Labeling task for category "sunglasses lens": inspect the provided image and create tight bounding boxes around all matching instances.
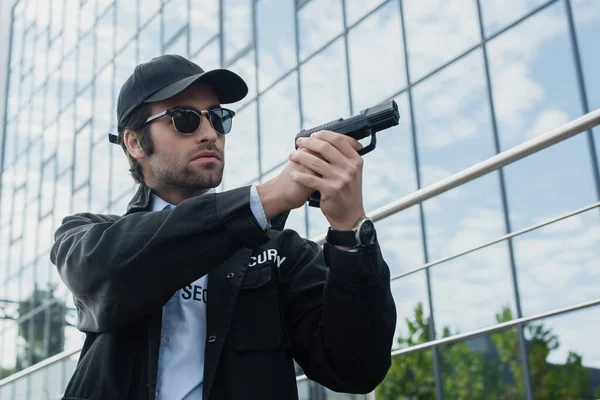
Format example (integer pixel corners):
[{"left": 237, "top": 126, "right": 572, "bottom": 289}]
[
  {"left": 172, "top": 109, "right": 201, "bottom": 134},
  {"left": 210, "top": 109, "right": 234, "bottom": 134}
]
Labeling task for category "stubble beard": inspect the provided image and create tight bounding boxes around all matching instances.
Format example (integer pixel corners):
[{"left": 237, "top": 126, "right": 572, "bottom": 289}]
[{"left": 148, "top": 149, "right": 224, "bottom": 194}]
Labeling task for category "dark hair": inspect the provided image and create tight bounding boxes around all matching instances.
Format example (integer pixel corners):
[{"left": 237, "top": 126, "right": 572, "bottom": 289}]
[{"left": 118, "top": 104, "right": 154, "bottom": 185}]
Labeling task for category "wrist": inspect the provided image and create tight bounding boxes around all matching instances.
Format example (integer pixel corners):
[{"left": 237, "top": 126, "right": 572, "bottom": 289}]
[
  {"left": 256, "top": 181, "right": 286, "bottom": 219},
  {"left": 328, "top": 213, "right": 366, "bottom": 231}
]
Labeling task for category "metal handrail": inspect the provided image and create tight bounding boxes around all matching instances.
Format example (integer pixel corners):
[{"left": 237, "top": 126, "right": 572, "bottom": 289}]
[
  {"left": 314, "top": 107, "right": 600, "bottom": 244},
  {"left": 295, "top": 297, "right": 600, "bottom": 382},
  {"left": 1, "top": 108, "right": 600, "bottom": 388}
]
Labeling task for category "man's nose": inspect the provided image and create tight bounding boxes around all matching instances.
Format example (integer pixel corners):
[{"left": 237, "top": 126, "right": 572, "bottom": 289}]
[{"left": 195, "top": 114, "right": 218, "bottom": 143}]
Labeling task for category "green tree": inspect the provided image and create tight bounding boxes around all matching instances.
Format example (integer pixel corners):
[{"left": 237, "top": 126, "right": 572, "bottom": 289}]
[
  {"left": 16, "top": 284, "right": 66, "bottom": 371},
  {"left": 377, "top": 302, "right": 595, "bottom": 400}
]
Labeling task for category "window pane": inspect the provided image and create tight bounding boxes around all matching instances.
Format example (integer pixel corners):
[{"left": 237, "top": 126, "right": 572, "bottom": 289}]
[
  {"left": 430, "top": 241, "right": 516, "bottom": 336},
  {"left": 43, "top": 120, "right": 58, "bottom": 162},
  {"left": 488, "top": 2, "right": 596, "bottom": 231},
  {"left": 37, "top": 216, "right": 54, "bottom": 261},
  {"left": 572, "top": 0, "right": 600, "bottom": 178},
  {"left": 54, "top": 171, "right": 73, "bottom": 229},
  {"left": 404, "top": 0, "right": 480, "bottom": 81},
  {"left": 525, "top": 306, "right": 600, "bottom": 398},
  {"left": 50, "top": 0, "right": 64, "bottom": 39},
  {"left": 413, "top": 50, "right": 496, "bottom": 188},
  {"left": 76, "top": 85, "right": 93, "bottom": 130},
  {"left": 223, "top": 0, "right": 252, "bottom": 61},
  {"left": 163, "top": 0, "right": 188, "bottom": 44},
  {"left": 362, "top": 94, "right": 417, "bottom": 213},
  {"left": 72, "top": 184, "right": 91, "bottom": 212},
  {"left": 40, "top": 156, "right": 57, "bottom": 218},
  {"left": 7, "top": 68, "right": 20, "bottom": 120},
  {"left": 256, "top": 0, "right": 296, "bottom": 92},
  {"left": 111, "top": 141, "right": 134, "bottom": 201},
  {"left": 12, "top": 184, "right": 26, "bottom": 240},
  {"left": 57, "top": 104, "right": 75, "bottom": 174},
  {"left": 45, "top": 68, "right": 60, "bottom": 127},
  {"left": 227, "top": 50, "right": 256, "bottom": 108},
  {"left": 164, "top": 29, "right": 188, "bottom": 57},
  {"left": 139, "top": 0, "right": 161, "bottom": 26},
  {"left": 191, "top": 38, "right": 220, "bottom": 71},
  {"left": 116, "top": 0, "right": 137, "bottom": 51},
  {"left": 27, "top": 139, "right": 43, "bottom": 201},
  {"left": 114, "top": 42, "right": 137, "bottom": 107},
  {"left": 61, "top": 52, "right": 77, "bottom": 109},
  {"left": 300, "top": 37, "right": 350, "bottom": 130},
  {"left": 514, "top": 209, "right": 600, "bottom": 317},
  {"left": 93, "top": 64, "right": 116, "bottom": 143},
  {"left": 96, "top": 6, "right": 115, "bottom": 71},
  {"left": 90, "top": 139, "right": 111, "bottom": 211},
  {"left": 298, "top": 0, "right": 344, "bottom": 61},
  {"left": 74, "top": 124, "right": 92, "bottom": 188},
  {"left": 80, "top": 0, "right": 96, "bottom": 31},
  {"left": 345, "top": 0, "right": 387, "bottom": 27},
  {"left": 78, "top": 31, "right": 95, "bottom": 89},
  {"left": 259, "top": 72, "right": 300, "bottom": 174},
  {"left": 440, "top": 328, "right": 524, "bottom": 399},
  {"left": 189, "top": 0, "right": 219, "bottom": 55},
  {"left": 347, "top": 1, "right": 407, "bottom": 111},
  {"left": 23, "top": 202, "right": 39, "bottom": 265},
  {"left": 139, "top": 15, "right": 162, "bottom": 63},
  {"left": 63, "top": 0, "right": 80, "bottom": 53},
  {"left": 481, "top": 0, "right": 548, "bottom": 37},
  {"left": 223, "top": 102, "right": 259, "bottom": 190}
]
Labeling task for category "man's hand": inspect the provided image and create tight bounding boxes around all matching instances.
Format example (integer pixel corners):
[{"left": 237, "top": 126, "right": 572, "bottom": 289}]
[{"left": 289, "top": 130, "right": 366, "bottom": 231}]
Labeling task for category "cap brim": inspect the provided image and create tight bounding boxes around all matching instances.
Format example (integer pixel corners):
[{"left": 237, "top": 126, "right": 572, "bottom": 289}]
[{"left": 144, "top": 69, "right": 248, "bottom": 105}]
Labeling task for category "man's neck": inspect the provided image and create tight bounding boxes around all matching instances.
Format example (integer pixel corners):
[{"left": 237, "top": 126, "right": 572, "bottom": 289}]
[{"left": 150, "top": 185, "right": 214, "bottom": 206}]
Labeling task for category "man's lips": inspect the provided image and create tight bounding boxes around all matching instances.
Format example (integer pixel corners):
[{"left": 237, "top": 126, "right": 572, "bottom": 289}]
[{"left": 190, "top": 151, "right": 222, "bottom": 162}]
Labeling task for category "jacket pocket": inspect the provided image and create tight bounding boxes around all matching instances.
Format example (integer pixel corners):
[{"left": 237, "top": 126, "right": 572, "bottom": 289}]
[{"left": 232, "top": 263, "right": 288, "bottom": 353}]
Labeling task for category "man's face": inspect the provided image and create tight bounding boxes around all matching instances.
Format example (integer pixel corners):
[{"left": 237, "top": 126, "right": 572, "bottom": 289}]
[{"left": 143, "top": 83, "right": 226, "bottom": 194}]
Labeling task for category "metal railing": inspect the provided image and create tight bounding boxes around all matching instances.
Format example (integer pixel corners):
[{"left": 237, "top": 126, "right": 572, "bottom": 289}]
[{"left": 1, "top": 107, "right": 600, "bottom": 394}]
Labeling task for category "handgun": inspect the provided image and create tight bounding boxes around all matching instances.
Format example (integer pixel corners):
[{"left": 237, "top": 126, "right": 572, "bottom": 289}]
[{"left": 294, "top": 99, "right": 400, "bottom": 207}]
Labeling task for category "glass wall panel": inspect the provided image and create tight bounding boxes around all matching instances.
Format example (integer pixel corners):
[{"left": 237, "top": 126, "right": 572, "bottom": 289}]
[
  {"left": 80, "top": 0, "right": 96, "bottom": 31},
  {"left": 572, "top": 0, "right": 600, "bottom": 179},
  {"left": 227, "top": 50, "right": 256, "bottom": 108},
  {"left": 189, "top": 0, "right": 219, "bottom": 55},
  {"left": 347, "top": 1, "right": 406, "bottom": 112},
  {"left": 298, "top": 0, "right": 344, "bottom": 61},
  {"left": 345, "top": 0, "right": 387, "bottom": 27},
  {"left": 481, "top": 0, "right": 549, "bottom": 37},
  {"left": 54, "top": 171, "right": 72, "bottom": 230},
  {"left": 78, "top": 31, "right": 95, "bottom": 90},
  {"left": 488, "top": 2, "right": 597, "bottom": 231},
  {"left": 90, "top": 139, "right": 111, "bottom": 212},
  {"left": 50, "top": 0, "right": 64, "bottom": 40},
  {"left": 96, "top": 5, "right": 115, "bottom": 71},
  {"left": 165, "top": 29, "right": 188, "bottom": 57},
  {"left": 256, "top": 0, "right": 296, "bottom": 92},
  {"left": 259, "top": 72, "right": 300, "bottom": 174},
  {"left": 63, "top": 0, "right": 80, "bottom": 53},
  {"left": 116, "top": 0, "right": 137, "bottom": 52},
  {"left": 56, "top": 104, "right": 75, "bottom": 174},
  {"left": 525, "top": 305, "right": 600, "bottom": 399},
  {"left": 514, "top": 209, "right": 600, "bottom": 317},
  {"left": 40, "top": 156, "right": 57, "bottom": 218},
  {"left": 191, "top": 37, "right": 220, "bottom": 71},
  {"left": 139, "top": 0, "right": 161, "bottom": 26},
  {"left": 223, "top": 0, "right": 252, "bottom": 62},
  {"left": 222, "top": 102, "right": 259, "bottom": 190},
  {"left": 74, "top": 124, "right": 92, "bottom": 189},
  {"left": 61, "top": 52, "right": 77, "bottom": 110},
  {"left": 404, "top": 0, "right": 480, "bottom": 81},
  {"left": 139, "top": 15, "right": 161, "bottom": 64},
  {"left": 163, "top": 0, "right": 187, "bottom": 44},
  {"left": 94, "top": 64, "right": 115, "bottom": 143},
  {"left": 75, "top": 85, "right": 93, "bottom": 130}
]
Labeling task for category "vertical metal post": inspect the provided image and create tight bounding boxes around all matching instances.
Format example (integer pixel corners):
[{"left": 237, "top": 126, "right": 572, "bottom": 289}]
[
  {"left": 475, "top": 1, "right": 534, "bottom": 399},
  {"left": 564, "top": 0, "right": 600, "bottom": 203},
  {"left": 397, "top": 1, "right": 443, "bottom": 399}
]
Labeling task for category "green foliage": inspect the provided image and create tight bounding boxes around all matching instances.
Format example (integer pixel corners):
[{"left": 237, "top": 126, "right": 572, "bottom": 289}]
[
  {"left": 377, "top": 303, "right": 596, "bottom": 400},
  {"left": 16, "top": 284, "right": 66, "bottom": 371}
]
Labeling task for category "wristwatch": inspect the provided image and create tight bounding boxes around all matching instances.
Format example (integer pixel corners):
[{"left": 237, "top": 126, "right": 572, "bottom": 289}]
[{"left": 326, "top": 217, "right": 376, "bottom": 248}]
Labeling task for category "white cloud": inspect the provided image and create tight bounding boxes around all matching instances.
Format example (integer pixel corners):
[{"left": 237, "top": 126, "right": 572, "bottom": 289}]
[{"left": 528, "top": 108, "right": 570, "bottom": 139}]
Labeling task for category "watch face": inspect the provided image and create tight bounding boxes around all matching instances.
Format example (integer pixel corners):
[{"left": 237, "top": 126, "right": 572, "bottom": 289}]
[{"left": 358, "top": 219, "right": 376, "bottom": 245}]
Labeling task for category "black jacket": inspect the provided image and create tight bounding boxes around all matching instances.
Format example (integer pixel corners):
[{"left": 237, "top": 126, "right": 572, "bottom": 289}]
[{"left": 50, "top": 184, "right": 397, "bottom": 400}]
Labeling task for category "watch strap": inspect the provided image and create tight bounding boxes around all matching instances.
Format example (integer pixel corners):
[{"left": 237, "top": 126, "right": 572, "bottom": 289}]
[{"left": 326, "top": 227, "right": 357, "bottom": 247}]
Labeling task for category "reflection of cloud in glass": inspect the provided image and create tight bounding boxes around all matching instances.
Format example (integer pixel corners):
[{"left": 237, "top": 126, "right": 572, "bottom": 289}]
[
  {"left": 404, "top": 0, "right": 480, "bottom": 81},
  {"left": 480, "top": 0, "right": 548, "bottom": 37},
  {"left": 227, "top": 50, "right": 256, "bottom": 109},
  {"left": 191, "top": 38, "right": 221, "bottom": 72},
  {"left": 223, "top": 0, "right": 252, "bottom": 62},
  {"left": 430, "top": 241, "right": 516, "bottom": 337},
  {"left": 514, "top": 210, "right": 600, "bottom": 317},
  {"left": 190, "top": 0, "right": 219, "bottom": 55},
  {"left": 298, "top": 0, "right": 344, "bottom": 61},
  {"left": 345, "top": 0, "right": 387, "bottom": 27},
  {"left": 223, "top": 101, "right": 259, "bottom": 190},
  {"left": 163, "top": 0, "right": 187, "bottom": 44},
  {"left": 256, "top": 0, "right": 296, "bottom": 92},
  {"left": 347, "top": 1, "right": 406, "bottom": 112},
  {"left": 389, "top": 271, "right": 429, "bottom": 350}
]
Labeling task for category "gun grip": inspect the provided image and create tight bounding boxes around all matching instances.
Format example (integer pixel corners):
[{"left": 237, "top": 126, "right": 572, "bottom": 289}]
[{"left": 308, "top": 191, "right": 321, "bottom": 207}]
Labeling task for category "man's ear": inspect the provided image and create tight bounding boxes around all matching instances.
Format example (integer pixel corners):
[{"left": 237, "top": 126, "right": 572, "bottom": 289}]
[{"left": 123, "top": 129, "right": 146, "bottom": 160}]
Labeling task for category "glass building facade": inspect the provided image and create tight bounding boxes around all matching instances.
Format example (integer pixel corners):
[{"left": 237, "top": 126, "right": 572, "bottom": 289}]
[{"left": 1, "top": 0, "right": 599, "bottom": 398}]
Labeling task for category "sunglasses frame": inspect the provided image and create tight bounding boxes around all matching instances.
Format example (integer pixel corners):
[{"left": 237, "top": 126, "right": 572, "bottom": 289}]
[{"left": 143, "top": 106, "right": 236, "bottom": 135}]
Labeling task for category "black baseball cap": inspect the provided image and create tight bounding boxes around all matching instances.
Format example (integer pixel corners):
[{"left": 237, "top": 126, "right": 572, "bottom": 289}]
[{"left": 109, "top": 54, "right": 248, "bottom": 144}]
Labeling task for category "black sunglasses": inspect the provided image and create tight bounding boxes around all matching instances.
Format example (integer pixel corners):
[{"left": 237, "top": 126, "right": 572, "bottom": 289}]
[{"left": 144, "top": 106, "right": 236, "bottom": 135}]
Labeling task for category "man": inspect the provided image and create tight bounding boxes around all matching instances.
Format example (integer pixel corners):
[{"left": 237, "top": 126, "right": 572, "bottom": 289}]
[{"left": 50, "top": 54, "right": 397, "bottom": 400}]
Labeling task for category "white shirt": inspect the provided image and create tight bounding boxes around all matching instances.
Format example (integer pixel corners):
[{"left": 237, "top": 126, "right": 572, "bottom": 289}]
[{"left": 153, "top": 187, "right": 269, "bottom": 400}]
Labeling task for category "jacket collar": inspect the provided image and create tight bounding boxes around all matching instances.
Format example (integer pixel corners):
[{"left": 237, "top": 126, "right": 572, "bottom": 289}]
[{"left": 124, "top": 184, "right": 290, "bottom": 231}]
